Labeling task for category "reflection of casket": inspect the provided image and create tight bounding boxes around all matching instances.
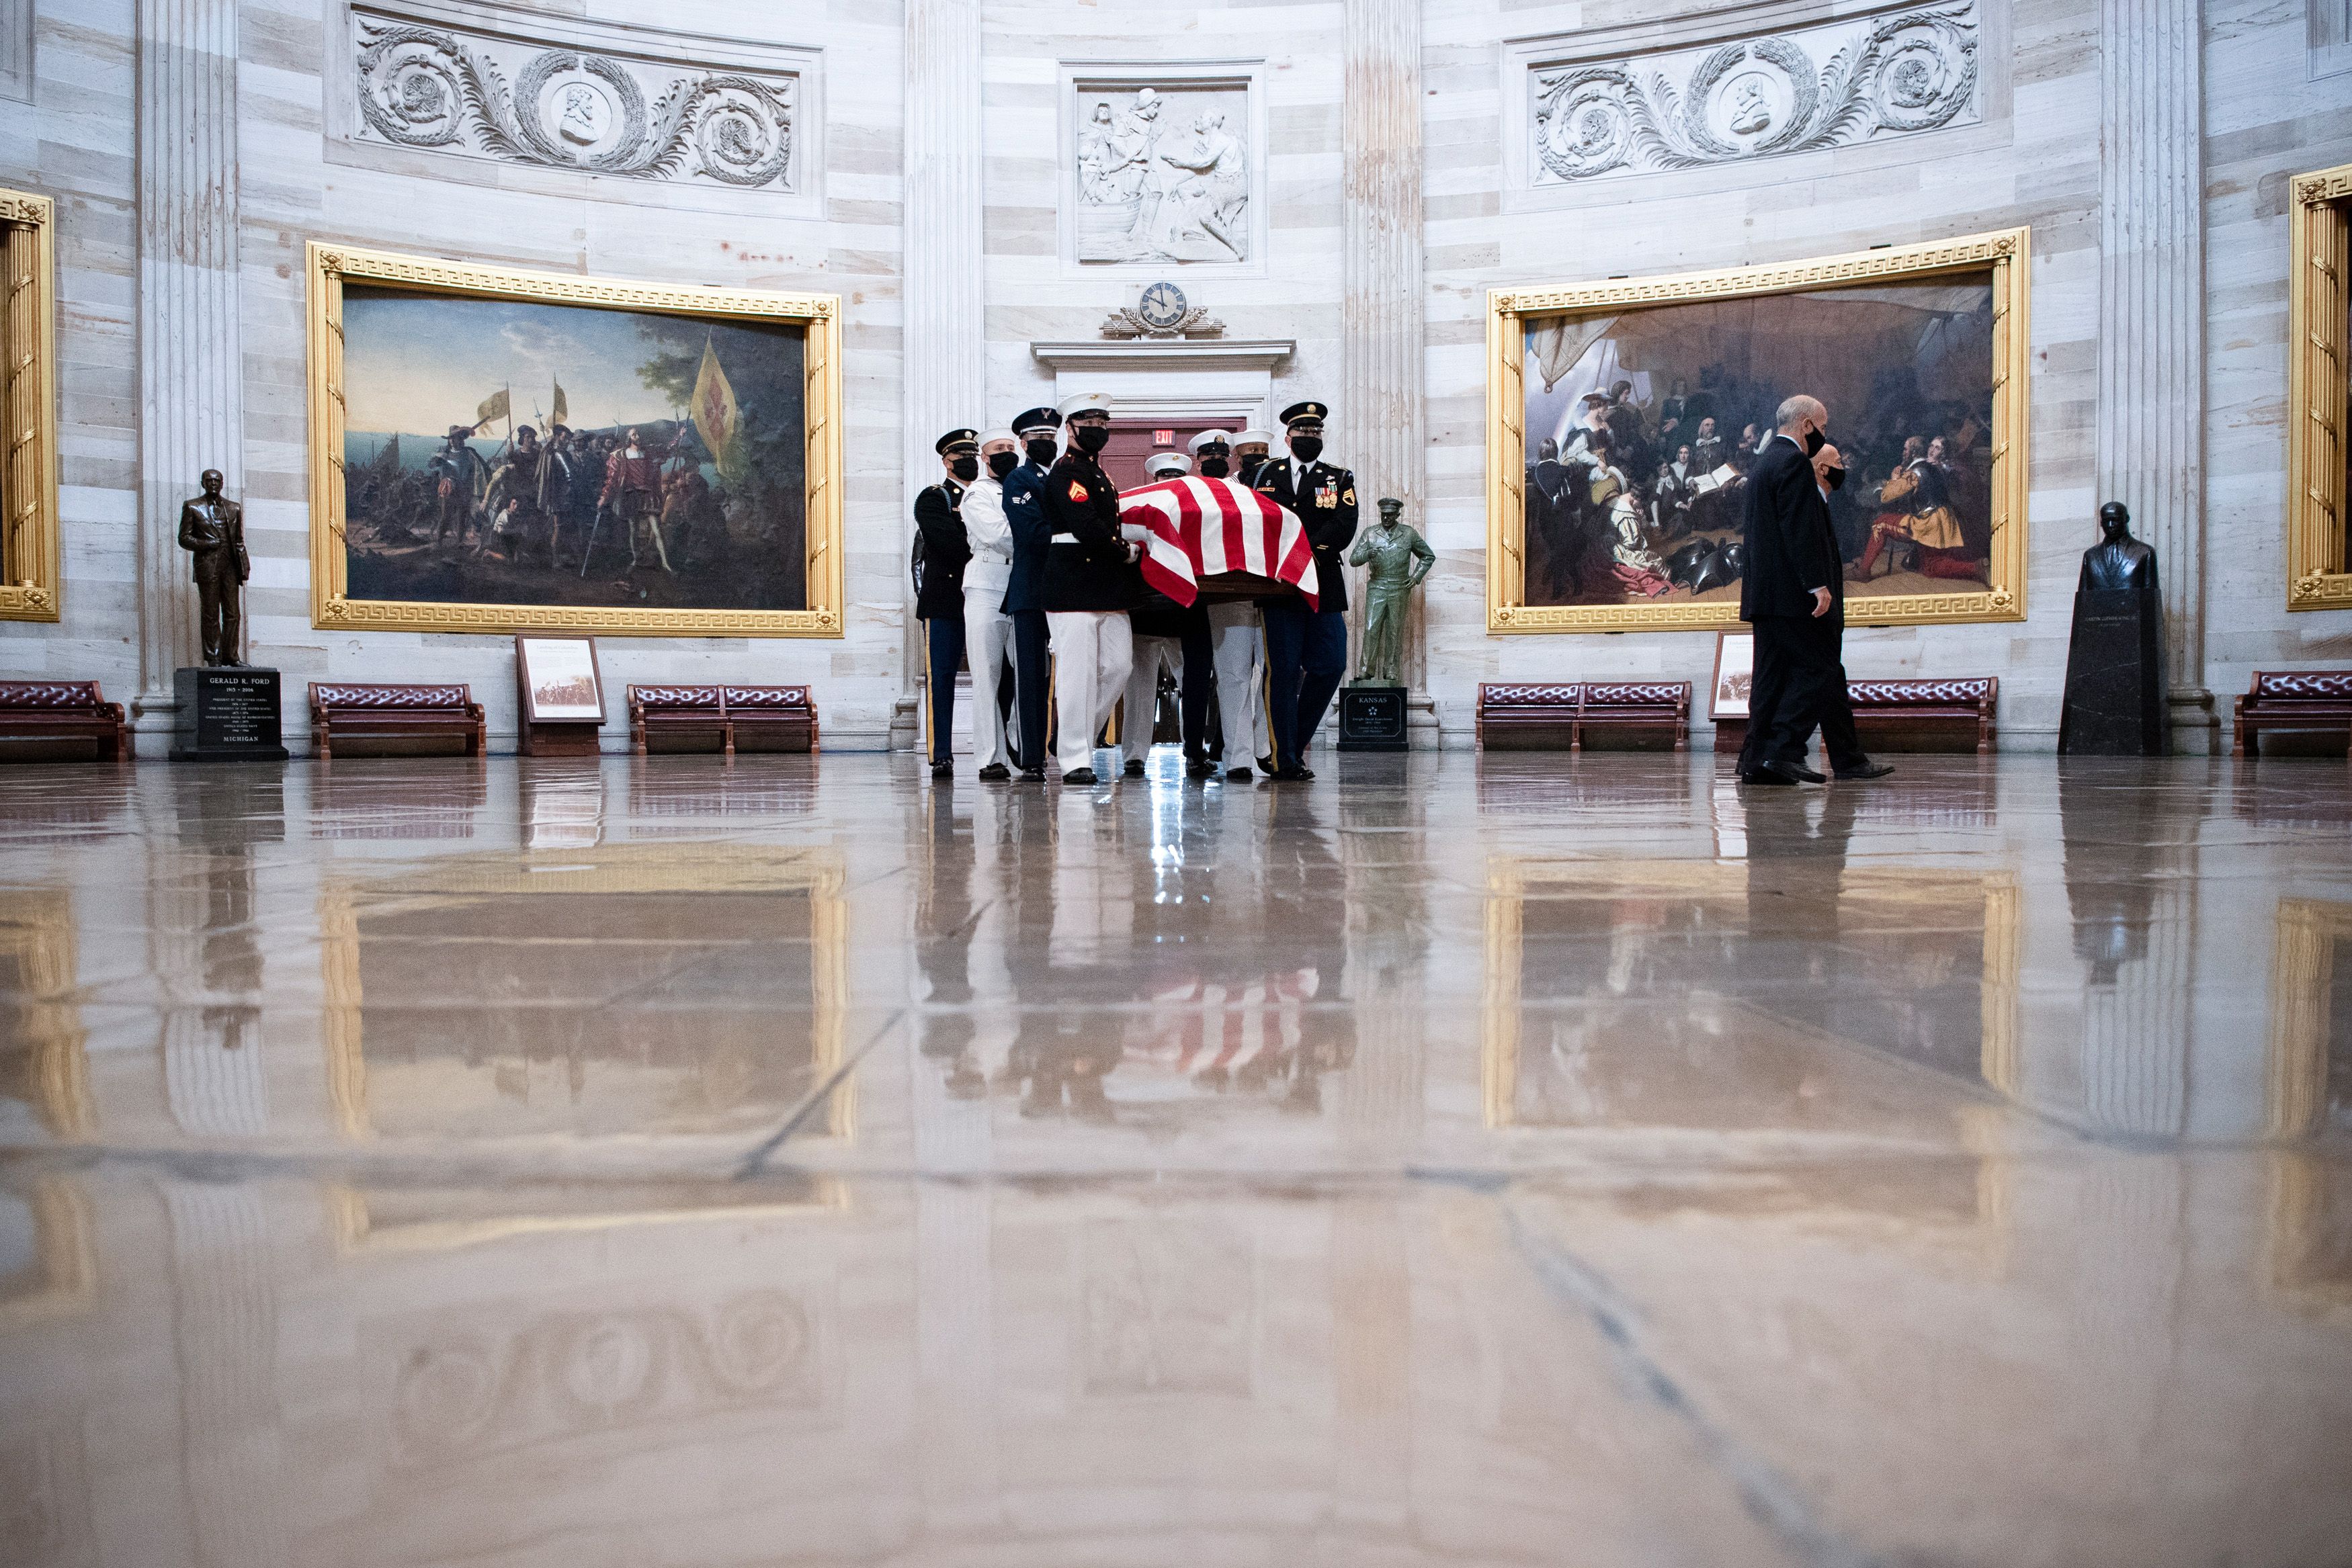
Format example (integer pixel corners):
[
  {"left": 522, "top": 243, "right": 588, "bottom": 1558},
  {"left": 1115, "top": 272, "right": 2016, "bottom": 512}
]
[{"left": 1118, "top": 476, "right": 1320, "bottom": 609}]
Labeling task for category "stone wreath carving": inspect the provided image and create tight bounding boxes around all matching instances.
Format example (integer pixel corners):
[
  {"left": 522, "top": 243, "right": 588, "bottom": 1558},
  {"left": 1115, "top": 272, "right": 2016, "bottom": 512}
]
[
  {"left": 355, "top": 19, "right": 795, "bottom": 189},
  {"left": 1532, "top": 2, "right": 1978, "bottom": 183}
]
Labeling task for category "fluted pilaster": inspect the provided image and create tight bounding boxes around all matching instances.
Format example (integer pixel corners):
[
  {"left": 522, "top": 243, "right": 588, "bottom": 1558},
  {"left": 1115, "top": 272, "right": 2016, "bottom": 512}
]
[
  {"left": 2097, "top": 0, "right": 2210, "bottom": 746},
  {"left": 900, "top": 0, "right": 986, "bottom": 746},
  {"left": 1339, "top": 0, "right": 1425, "bottom": 687}
]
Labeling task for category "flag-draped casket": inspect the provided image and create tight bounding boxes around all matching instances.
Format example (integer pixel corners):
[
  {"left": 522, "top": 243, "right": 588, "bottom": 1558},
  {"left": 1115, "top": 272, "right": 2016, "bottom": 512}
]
[{"left": 1118, "top": 476, "right": 1320, "bottom": 609}]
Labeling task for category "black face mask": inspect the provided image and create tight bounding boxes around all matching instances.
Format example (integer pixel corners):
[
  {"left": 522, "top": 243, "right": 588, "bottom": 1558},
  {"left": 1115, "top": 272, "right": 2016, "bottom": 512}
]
[
  {"left": 987, "top": 450, "right": 1018, "bottom": 479},
  {"left": 1237, "top": 453, "right": 1266, "bottom": 481},
  {"left": 1023, "top": 437, "right": 1058, "bottom": 466},
  {"left": 1198, "top": 456, "right": 1229, "bottom": 478},
  {"left": 1073, "top": 424, "right": 1109, "bottom": 454},
  {"left": 949, "top": 455, "right": 978, "bottom": 482},
  {"left": 1802, "top": 426, "right": 1826, "bottom": 458},
  {"left": 1288, "top": 435, "right": 1322, "bottom": 464},
  {"left": 1824, "top": 466, "right": 1846, "bottom": 492}
]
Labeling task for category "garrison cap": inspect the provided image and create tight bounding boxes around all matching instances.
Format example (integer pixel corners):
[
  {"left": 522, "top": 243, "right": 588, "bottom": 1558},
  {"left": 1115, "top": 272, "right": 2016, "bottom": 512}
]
[
  {"left": 1187, "top": 429, "right": 1234, "bottom": 455},
  {"left": 1057, "top": 390, "right": 1115, "bottom": 420},
  {"left": 1143, "top": 451, "right": 1192, "bottom": 479},
  {"left": 935, "top": 428, "right": 979, "bottom": 455},
  {"left": 1012, "top": 406, "right": 1062, "bottom": 436},
  {"left": 1279, "top": 400, "right": 1328, "bottom": 428},
  {"left": 1234, "top": 428, "right": 1273, "bottom": 449}
]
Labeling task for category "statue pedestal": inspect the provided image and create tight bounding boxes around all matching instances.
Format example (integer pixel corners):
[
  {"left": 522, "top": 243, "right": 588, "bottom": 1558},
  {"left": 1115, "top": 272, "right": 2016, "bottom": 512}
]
[
  {"left": 169, "top": 667, "right": 290, "bottom": 762},
  {"left": 1337, "top": 685, "right": 1409, "bottom": 751},
  {"left": 2059, "top": 588, "right": 2167, "bottom": 756}
]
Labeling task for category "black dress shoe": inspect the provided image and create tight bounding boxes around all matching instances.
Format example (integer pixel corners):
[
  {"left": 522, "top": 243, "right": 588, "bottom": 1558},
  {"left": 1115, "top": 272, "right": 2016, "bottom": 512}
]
[
  {"left": 1225, "top": 766, "right": 1254, "bottom": 781},
  {"left": 929, "top": 760, "right": 954, "bottom": 779},
  {"left": 1273, "top": 765, "right": 1315, "bottom": 782},
  {"left": 1124, "top": 758, "right": 1146, "bottom": 777},
  {"left": 1062, "top": 767, "right": 1098, "bottom": 785},
  {"left": 1738, "top": 762, "right": 1802, "bottom": 786},
  {"left": 1782, "top": 761, "right": 1827, "bottom": 783},
  {"left": 1256, "top": 754, "right": 1277, "bottom": 777},
  {"left": 976, "top": 763, "right": 1010, "bottom": 782},
  {"left": 1017, "top": 766, "right": 1046, "bottom": 782},
  {"left": 1835, "top": 759, "right": 1896, "bottom": 779},
  {"left": 1186, "top": 758, "right": 1218, "bottom": 779}
]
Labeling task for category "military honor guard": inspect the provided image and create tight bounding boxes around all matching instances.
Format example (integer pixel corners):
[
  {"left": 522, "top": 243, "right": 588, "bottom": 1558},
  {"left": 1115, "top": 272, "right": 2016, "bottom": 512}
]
[
  {"left": 999, "top": 404, "right": 1064, "bottom": 780},
  {"left": 1252, "top": 401, "right": 1357, "bottom": 781},
  {"left": 1232, "top": 428, "right": 1273, "bottom": 486},
  {"left": 1122, "top": 449, "right": 1218, "bottom": 779},
  {"left": 1191, "top": 429, "right": 1271, "bottom": 779},
  {"left": 1041, "top": 390, "right": 1136, "bottom": 785},
  {"left": 962, "top": 427, "right": 1023, "bottom": 779},
  {"left": 913, "top": 428, "right": 978, "bottom": 778}
]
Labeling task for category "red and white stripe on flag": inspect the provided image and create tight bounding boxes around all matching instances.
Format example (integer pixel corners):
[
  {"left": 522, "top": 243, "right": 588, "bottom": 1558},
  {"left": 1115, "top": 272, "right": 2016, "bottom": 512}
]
[{"left": 1117, "top": 476, "right": 1321, "bottom": 609}]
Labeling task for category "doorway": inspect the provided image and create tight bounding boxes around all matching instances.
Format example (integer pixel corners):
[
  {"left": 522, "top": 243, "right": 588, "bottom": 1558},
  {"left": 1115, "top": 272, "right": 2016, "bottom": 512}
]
[{"left": 1103, "top": 417, "right": 1226, "bottom": 489}]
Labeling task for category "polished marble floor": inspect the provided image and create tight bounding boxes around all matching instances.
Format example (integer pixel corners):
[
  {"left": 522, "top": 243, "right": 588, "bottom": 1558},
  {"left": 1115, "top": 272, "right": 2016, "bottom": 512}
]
[{"left": 1, "top": 748, "right": 2348, "bottom": 1566}]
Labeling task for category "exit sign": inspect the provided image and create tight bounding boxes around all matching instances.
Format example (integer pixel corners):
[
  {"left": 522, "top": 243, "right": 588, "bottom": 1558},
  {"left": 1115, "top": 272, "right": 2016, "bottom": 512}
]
[{"left": 1152, "top": 429, "right": 1174, "bottom": 445}]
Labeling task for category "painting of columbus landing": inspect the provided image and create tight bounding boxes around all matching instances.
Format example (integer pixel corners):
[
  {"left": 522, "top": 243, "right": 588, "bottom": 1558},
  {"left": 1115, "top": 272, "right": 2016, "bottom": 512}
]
[
  {"left": 308, "top": 245, "right": 844, "bottom": 637},
  {"left": 1487, "top": 231, "right": 2030, "bottom": 633}
]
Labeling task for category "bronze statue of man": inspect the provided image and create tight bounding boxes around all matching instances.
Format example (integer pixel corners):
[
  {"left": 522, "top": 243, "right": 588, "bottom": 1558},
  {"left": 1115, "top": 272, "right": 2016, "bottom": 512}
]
[
  {"left": 177, "top": 469, "right": 248, "bottom": 666},
  {"left": 1346, "top": 496, "right": 1435, "bottom": 687}
]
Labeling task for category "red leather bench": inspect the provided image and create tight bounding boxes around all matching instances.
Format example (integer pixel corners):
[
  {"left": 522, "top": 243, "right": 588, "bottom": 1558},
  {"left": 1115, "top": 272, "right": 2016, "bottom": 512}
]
[
  {"left": 2234, "top": 670, "right": 2352, "bottom": 756},
  {"left": 308, "top": 683, "right": 486, "bottom": 758},
  {"left": 0, "top": 680, "right": 129, "bottom": 762},
  {"left": 1476, "top": 681, "right": 1690, "bottom": 752},
  {"left": 628, "top": 685, "right": 818, "bottom": 755},
  {"left": 1847, "top": 677, "right": 1998, "bottom": 754}
]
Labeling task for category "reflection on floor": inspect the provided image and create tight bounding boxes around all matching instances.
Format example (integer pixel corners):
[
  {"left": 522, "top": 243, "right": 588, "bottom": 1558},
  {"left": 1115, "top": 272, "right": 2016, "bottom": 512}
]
[{"left": 1, "top": 751, "right": 2348, "bottom": 1566}]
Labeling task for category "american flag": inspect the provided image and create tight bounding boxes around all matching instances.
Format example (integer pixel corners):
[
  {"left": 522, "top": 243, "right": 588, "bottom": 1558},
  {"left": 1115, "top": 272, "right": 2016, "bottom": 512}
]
[{"left": 1118, "top": 476, "right": 1321, "bottom": 609}]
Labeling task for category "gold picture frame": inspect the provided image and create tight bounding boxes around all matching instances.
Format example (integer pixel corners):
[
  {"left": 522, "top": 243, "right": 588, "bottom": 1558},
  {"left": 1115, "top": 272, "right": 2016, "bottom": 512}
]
[
  {"left": 305, "top": 242, "right": 844, "bottom": 637},
  {"left": 0, "top": 187, "right": 58, "bottom": 621},
  {"left": 2288, "top": 162, "right": 2352, "bottom": 611},
  {"left": 1485, "top": 227, "right": 2031, "bottom": 634}
]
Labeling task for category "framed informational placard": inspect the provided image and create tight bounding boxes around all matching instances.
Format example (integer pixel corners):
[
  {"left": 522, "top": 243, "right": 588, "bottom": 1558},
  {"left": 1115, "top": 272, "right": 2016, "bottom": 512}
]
[
  {"left": 1710, "top": 631, "right": 1755, "bottom": 720},
  {"left": 516, "top": 635, "right": 605, "bottom": 724}
]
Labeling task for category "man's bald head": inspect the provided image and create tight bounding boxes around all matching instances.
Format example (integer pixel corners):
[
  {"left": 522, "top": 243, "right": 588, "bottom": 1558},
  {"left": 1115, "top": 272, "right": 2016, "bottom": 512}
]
[{"left": 1811, "top": 441, "right": 1842, "bottom": 482}]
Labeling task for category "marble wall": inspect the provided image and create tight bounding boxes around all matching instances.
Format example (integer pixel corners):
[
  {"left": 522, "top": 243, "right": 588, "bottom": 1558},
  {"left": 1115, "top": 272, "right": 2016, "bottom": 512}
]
[{"left": 0, "top": 0, "right": 2348, "bottom": 748}]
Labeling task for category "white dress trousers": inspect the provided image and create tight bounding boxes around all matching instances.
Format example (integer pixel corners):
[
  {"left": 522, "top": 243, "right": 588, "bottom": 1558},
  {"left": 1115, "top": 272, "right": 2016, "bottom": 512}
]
[
  {"left": 1207, "top": 601, "right": 1267, "bottom": 763},
  {"left": 960, "top": 476, "right": 1019, "bottom": 770},
  {"left": 1122, "top": 636, "right": 1184, "bottom": 765},
  {"left": 1045, "top": 609, "right": 1134, "bottom": 775}
]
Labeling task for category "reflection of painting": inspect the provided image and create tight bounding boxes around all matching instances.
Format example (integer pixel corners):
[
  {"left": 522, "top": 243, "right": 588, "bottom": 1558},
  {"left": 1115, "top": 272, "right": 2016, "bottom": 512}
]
[
  {"left": 1486, "top": 230, "right": 2029, "bottom": 632},
  {"left": 307, "top": 245, "right": 844, "bottom": 636}
]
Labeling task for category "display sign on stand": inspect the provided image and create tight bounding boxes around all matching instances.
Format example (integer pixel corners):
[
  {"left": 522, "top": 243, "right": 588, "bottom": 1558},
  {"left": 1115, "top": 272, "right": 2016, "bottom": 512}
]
[
  {"left": 1708, "top": 631, "right": 1755, "bottom": 755},
  {"left": 515, "top": 635, "right": 605, "bottom": 756}
]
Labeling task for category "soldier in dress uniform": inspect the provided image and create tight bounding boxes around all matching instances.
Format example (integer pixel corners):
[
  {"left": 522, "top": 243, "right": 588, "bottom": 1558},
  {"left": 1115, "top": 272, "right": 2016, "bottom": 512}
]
[
  {"left": 962, "top": 427, "right": 1022, "bottom": 779},
  {"left": 999, "top": 405, "right": 1062, "bottom": 780},
  {"left": 1252, "top": 400, "right": 1357, "bottom": 781},
  {"left": 913, "top": 428, "right": 978, "bottom": 779},
  {"left": 1191, "top": 429, "right": 1269, "bottom": 779},
  {"left": 1041, "top": 390, "right": 1135, "bottom": 785},
  {"left": 1232, "top": 428, "right": 1274, "bottom": 486},
  {"left": 1121, "top": 449, "right": 1217, "bottom": 779}
]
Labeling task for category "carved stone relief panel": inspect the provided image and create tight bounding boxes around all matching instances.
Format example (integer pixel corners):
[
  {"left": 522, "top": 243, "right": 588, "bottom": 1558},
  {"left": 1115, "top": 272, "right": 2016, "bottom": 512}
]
[
  {"left": 0, "top": 0, "right": 30, "bottom": 105},
  {"left": 1519, "top": 1, "right": 1984, "bottom": 187},
  {"left": 331, "top": 1, "right": 821, "bottom": 213},
  {"left": 1060, "top": 62, "right": 1267, "bottom": 275}
]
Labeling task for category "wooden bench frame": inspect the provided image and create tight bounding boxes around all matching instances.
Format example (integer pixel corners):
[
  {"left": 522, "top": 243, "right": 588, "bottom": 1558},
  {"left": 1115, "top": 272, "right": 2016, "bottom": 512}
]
[
  {"left": 308, "top": 683, "right": 487, "bottom": 759},
  {"left": 628, "top": 685, "right": 819, "bottom": 756},
  {"left": 0, "top": 681, "right": 130, "bottom": 762},
  {"left": 2234, "top": 670, "right": 2352, "bottom": 756},
  {"left": 1476, "top": 681, "right": 1691, "bottom": 752}
]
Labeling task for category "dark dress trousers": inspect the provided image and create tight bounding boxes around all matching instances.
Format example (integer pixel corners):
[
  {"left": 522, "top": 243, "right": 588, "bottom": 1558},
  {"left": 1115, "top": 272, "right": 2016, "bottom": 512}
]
[
  {"left": 1000, "top": 459, "right": 1054, "bottom": 769},
  {"left": 1040, "top": 451, "right": 1132, "bottom": 611},
  {"left": 914, "top": 478, "right": 970, "bottom": 764},
  {"left": 1128, "top": 584, "right": 1216, "bottom": 757},
  {"left": 1253, "top": 457, "right": 1357, "bottom": 767},
  {"left": 1738, "top": 435, "right": 1863, "bottom": 772}
]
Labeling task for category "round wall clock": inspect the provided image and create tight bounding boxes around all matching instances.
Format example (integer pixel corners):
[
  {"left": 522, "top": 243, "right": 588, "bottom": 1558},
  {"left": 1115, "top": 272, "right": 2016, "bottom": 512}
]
[{"left": 1137, "top": 281, "right": 1189, "bottom": 331}]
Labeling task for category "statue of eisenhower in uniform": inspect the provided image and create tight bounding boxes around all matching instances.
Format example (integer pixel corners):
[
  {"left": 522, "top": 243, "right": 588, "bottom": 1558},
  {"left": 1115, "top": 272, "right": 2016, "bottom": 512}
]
[
  {"left": 2058, "top": 500, "right": 2167, "bottom": 755},
  {"left": 177, "top": 469, "right": 248, "bottom": 667},
  {"left": 1346, "top": 497, "right": 1435, "bottom": 687}
]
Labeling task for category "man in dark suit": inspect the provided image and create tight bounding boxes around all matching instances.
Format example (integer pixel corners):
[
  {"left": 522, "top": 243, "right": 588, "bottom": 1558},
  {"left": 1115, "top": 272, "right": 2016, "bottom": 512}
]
[
  {"left": 999, "top": 405, "right": 1062, "bottom": 780},
  {"left": 1253, "top": 400, "right": 1357, "bottom": 781},
  {"left": 913, "top": 429, "right": 978, "bottom": 779},
  {"left": 1737, "top": 395, "right": 1892, "bottom": 786}
]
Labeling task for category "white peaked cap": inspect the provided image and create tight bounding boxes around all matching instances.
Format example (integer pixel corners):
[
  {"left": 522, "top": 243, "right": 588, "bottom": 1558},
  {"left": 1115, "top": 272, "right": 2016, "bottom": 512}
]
[
  {"left": 1187, "top": 429, "right": 1234, "bottom": 455},
  {"left": 1234, "top": 428, "right": 1274, "bottom": 447},
  {"left": 978, "top": 427, "right": 1016, "bottom": 447},
  {"left": 1144, "top": 451, "right": 1192, "bottom": 478},
  {"left": 1057, "top": 390, "right": 1114, "bottom": 419}
]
